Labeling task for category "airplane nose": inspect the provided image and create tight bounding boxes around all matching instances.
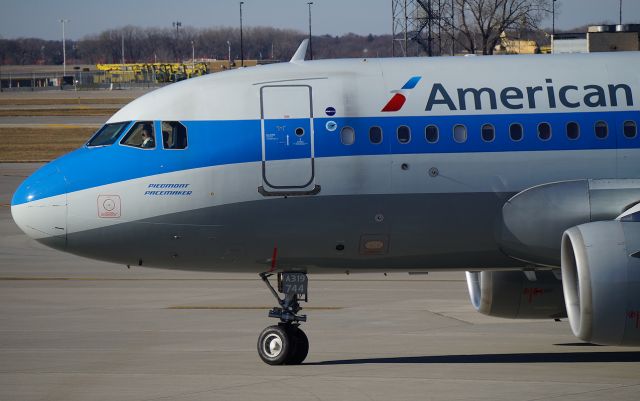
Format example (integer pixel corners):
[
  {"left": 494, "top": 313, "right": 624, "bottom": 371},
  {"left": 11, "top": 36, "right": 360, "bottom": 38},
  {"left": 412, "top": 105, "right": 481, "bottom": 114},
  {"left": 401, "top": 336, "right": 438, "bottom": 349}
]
[{"left": 11, "top": 163, "right": 68, "bottom": 250}]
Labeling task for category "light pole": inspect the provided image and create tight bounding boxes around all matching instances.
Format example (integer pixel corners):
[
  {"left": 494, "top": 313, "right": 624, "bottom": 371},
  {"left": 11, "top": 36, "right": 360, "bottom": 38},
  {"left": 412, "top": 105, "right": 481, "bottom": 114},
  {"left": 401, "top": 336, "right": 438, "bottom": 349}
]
[
  {"left": 620, "top": 0, "right": 623, "bottom": 25},
  {"left": 59, "top": 19, "right": 69, "bottom": 79},
  {"left": 172, "top": 21, "right": 182, "bottom": 62},
  {"left": 121, "top": 33, "right": 125, "bottom": 68},
  {"left": 552, "top": 0, "right": 557, "bottom": 36},
  {"left": 191, "top": 40, "right": 195, "bottom": 73},
  {"left": 240, "top": 2, "right": 244, "bottom": 67},
  {"left": 307, "top": 2, "right": 313, "bottom": 60},
  {"left": 451, "top": 0, "right": 455, "bottom": 56},
  {"left": 227, "top": 40, "right": 231, "bottom": 66}
]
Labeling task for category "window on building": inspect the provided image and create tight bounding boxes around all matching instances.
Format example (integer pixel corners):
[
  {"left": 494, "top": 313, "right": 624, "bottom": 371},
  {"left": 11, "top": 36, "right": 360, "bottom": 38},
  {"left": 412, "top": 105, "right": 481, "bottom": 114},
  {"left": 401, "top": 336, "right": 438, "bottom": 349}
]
[
  {"left": 481, "top": 124, "right": 495, "bottom": 142},
  {"left": 369, "top": 126, "right": 383, "bottom": 144},
  {"left": 624, "top": 121, "right": 637, "bottom": 139},
  {"left": 397, "top": 125, "right": 411, "bottom": 144},
  {"left": 120, "top": 121, "right": 155, "bottom": 149},
  {"left": 509, "top": 123, "right": 523, "bottom": 141},
  {"left": 425, "top": 125, "right": 439, "bottom": 143},
  {"left": 566, "top": 122, "right": 580, "bottom": 140},
  {"left": 341, "top": 126, "right": 355, "bottom": 145},
  {"left": 453, "top": 124, "right": 467, "bottom": 143},
  {"left": 595, "top": 121, "right": 608, "bottom": 139},
  {"left": 162, "top": 121, "right": 188, "bottom": 149},
  {"left": 87, "top": 121, "right": 130, "bottom": 147},
  {"left": 538, "top": 122, "right": 552, "bottom": 141}
]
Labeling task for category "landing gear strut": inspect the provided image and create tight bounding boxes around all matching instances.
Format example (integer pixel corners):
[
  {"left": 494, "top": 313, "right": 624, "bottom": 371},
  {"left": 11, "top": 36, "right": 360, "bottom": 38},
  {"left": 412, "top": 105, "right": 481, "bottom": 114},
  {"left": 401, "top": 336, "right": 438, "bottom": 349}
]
[{"left": 257, "top": 271, "right": 309, "bottom": 365}]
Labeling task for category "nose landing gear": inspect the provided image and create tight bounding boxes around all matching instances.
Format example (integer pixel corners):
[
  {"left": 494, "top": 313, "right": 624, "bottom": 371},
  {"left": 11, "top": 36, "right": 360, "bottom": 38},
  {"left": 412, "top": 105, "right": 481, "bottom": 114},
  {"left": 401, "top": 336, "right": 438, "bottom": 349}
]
[{"left": 258, "top": 272, "right": 309, "bottom": 365}]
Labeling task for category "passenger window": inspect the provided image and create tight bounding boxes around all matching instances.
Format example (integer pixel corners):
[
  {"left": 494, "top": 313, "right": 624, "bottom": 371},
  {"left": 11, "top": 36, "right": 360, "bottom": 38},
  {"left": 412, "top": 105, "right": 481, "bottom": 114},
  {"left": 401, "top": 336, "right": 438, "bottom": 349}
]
[
  {"left": 624, "top": 121, "right": 637, "bottom": 139},
  {"left": 397, "top": 125, "right": 411, "bottom": 144},
  {"left": 566, "top": 122, "right": 580, "bottom": 140},
  {"left": 162, "top": 121, "right": 188, "bottom": 149},
  {"left": 595, "top": 121, "right": 608, "bottom": 139},
  {"left": 509, "top": 123, "right": 523, "bottom": 141},
  {"left": 425, "top": 125, "right": 439, "bottom": 143},
  {"left": 120, "top": 121, "right": 155, "bottom": 149},
  {"left": 87, "top": 121, "right": 130, "bottom": 147},
  {"left": 369, "top": 126, "right": 383, "bottom": 144},
  {"left": 453, "top": 124, "right": 467, "bottom": 143},
  {"left": 341, "top": 126, "right": 355, "bottom": 145},
  {"left": 538, "top": 122, "right": 552, "bottom": 141},
  {"left": 481, "top": 124, "right": 495, "bottom": 142}
]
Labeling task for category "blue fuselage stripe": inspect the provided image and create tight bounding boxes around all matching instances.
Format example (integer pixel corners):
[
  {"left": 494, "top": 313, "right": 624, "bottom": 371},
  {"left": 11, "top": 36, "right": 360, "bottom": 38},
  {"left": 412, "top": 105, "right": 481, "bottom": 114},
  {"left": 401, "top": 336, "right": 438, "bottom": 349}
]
[{"left": 11, "top": 109, "right": 640, "bottom": 205}]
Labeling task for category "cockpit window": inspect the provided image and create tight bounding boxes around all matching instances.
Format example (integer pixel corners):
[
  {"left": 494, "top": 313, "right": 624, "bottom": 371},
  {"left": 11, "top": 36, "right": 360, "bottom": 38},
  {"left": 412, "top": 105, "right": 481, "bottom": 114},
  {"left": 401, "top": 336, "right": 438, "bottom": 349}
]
[
  {"left": 87, "top": 122, "right": 130, "bottom": 147},
  {"left": 162, "top": 121, "right": 188, "bottom": 149},
  {"left": 120, "top": 121, "right": 156, "bottom": 149}
]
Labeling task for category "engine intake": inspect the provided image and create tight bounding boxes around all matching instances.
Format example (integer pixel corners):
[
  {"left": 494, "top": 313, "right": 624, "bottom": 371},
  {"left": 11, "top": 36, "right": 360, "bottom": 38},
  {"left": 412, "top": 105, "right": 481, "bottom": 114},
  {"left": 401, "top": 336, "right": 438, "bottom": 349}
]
[
  {"left": 466, "top": 270, "right": 566, "bottom": 319},
  {"left": 562, "top": 220, "right": 640, "bottom": 346}
]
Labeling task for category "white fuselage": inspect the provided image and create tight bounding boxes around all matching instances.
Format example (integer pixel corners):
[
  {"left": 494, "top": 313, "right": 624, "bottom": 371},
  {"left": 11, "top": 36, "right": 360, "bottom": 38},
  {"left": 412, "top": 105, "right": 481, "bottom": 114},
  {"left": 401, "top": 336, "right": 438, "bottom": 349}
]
[{"left": 11, "top": 52, "right": 640, "bottom": 272}]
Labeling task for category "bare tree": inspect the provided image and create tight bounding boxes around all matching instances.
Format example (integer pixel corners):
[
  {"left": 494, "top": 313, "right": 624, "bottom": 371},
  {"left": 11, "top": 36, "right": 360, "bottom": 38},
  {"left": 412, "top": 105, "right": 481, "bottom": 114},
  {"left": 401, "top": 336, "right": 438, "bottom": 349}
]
[
  {"left": 444, "top": 0, "right": 547, "bottom": 55},
  {"left": 1, "top": 26, "right": 397, "bottom": 65}
]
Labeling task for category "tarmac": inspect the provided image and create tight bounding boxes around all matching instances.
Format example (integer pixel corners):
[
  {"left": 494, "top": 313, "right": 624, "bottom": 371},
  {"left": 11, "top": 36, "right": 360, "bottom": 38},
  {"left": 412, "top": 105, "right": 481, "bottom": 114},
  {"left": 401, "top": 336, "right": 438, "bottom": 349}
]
[{"left": 2, "top": 164, "right": 640, "bottom": 401}]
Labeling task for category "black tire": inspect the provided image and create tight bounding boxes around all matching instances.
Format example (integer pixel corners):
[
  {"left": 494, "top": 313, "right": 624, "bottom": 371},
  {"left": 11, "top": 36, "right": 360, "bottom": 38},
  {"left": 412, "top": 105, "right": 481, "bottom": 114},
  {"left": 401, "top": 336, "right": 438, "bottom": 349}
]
[
  {"left": 285, "top": 327, "right": 309, "bottom": 365},
  {"left": 257, "top": 325, "right": 292, "bottom": 365}
]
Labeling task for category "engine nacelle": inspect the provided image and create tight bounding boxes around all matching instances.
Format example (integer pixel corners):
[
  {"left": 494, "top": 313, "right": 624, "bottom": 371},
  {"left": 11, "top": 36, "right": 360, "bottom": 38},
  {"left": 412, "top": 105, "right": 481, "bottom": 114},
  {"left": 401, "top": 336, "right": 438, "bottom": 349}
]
[
  {"left": 562, "top": 220, "right": 640, "bottom": 346},
  {"left": 465, "top": 270, "right": 566, "bottom": 319},
  {"left": 500, "top": 179, "right": 640, "bottom": 266}
]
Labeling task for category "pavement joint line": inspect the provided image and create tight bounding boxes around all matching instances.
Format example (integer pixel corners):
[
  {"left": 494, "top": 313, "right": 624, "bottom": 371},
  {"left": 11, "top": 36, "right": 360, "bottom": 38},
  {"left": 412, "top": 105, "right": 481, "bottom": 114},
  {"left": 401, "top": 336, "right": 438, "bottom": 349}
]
[
  {"left": 523, "top": 383, "right": 640, "bottom": 401},
  {"left": 430, "top": 311, "right": 475, "bottom": 325},
  {"left": 167, "top": 305, "right": 343, "bottom": 310},
  {"left": 0, "top": 276, "right": 464, "bottom": 282}
]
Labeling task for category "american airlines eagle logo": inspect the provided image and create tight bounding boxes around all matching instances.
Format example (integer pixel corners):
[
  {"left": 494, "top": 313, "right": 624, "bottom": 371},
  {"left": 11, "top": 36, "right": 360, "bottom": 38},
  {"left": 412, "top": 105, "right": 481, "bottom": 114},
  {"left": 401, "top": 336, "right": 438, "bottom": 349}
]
[{"left": 381, "top": 76, "right": 422, "bottom": 112}]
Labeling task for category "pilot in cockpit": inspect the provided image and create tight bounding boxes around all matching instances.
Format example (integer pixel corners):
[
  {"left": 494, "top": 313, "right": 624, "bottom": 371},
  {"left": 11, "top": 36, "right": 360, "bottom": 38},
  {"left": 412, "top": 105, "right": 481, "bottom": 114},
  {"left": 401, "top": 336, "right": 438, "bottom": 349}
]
[{"left": 141, "top": 125, "right": 155, "bottom": 148}]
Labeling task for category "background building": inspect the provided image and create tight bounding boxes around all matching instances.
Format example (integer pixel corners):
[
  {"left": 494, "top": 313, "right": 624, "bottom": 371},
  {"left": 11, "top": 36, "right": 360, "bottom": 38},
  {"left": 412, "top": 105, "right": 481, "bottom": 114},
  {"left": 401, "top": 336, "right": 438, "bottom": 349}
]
[
  {"left": 553, "top": 24, "right": 640, "bottom": 54},
  {"left": 551, "top": 33, "right": 588, "bottom": 54}
]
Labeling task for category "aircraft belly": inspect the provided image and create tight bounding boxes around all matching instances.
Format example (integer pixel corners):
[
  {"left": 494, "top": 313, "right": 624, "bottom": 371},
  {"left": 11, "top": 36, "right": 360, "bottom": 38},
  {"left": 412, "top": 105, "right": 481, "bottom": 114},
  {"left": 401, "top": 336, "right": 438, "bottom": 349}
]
[{"left": 64, "top": 192, "right": 516, "bottom": 272}]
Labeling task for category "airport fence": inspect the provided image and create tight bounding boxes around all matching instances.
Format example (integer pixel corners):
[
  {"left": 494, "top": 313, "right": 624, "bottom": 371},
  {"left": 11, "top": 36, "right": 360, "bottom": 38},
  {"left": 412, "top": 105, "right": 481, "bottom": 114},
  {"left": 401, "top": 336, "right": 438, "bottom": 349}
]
[
  {"left": 0, "top": 63, "right": 208, "bottom": 91},
  {"left": 0, "top": 70, "right": 167, "bottom": 91}
]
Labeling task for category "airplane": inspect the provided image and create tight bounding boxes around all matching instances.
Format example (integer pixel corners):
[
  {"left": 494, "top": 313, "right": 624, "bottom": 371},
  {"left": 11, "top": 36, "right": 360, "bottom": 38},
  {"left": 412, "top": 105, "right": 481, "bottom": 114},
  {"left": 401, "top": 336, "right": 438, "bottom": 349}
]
[{"left": 10, "top": 40, "right": 640, "bottom": 365}]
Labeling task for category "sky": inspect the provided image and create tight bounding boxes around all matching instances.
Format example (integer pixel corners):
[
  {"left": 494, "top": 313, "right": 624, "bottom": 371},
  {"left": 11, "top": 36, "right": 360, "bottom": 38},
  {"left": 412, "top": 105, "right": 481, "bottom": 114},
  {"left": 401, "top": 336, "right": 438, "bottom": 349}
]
[{"left": 0, "top": 0, "right": 639, "bottom": 40}]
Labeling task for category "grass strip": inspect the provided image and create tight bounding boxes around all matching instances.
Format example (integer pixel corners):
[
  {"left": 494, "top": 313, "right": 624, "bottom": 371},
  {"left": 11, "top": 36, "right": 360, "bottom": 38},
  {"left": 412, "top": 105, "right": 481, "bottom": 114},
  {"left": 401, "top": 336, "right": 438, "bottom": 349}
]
[
  {"left": 0, "top": 108, "right": 119, "bottom": 117},
  {"left": 0, "top": 98, "right": 134, "bottom": 106},
  {"left": 0, "top": 126, "right": 95, "bottom": 162}
]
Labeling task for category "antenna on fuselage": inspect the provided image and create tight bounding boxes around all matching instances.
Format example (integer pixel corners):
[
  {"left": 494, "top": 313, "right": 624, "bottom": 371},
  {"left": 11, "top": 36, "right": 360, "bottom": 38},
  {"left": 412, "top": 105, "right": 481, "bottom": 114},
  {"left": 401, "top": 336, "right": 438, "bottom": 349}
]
[{"left": 290, "top": 39, "right": 309, "bottom": 64}]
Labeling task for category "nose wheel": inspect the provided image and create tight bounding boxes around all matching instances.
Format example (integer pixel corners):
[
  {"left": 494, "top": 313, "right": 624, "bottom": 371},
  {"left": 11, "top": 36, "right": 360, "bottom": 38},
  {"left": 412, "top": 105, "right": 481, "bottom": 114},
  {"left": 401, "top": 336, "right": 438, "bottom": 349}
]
[
  {"left": 258, "top": 272, "right": 309, "bottom": 365},
  {"left": 257, "top": 323, "right": 309, "bottom": 365}
]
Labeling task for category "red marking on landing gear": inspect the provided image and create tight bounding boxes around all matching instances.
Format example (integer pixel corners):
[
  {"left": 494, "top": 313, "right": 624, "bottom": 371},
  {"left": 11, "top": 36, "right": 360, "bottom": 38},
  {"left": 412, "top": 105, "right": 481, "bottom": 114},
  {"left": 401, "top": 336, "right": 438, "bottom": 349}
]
[{"left": 269, "top": 247, "right": 278, "bottom": 272}]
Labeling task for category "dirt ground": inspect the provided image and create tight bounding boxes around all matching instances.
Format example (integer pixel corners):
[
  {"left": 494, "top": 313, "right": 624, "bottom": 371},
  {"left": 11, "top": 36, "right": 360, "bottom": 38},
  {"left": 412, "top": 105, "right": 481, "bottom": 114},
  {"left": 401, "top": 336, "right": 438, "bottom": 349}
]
[
  {"left": 0, "top": 126, "right": 95, "bottom": 162},
  {"left": 0, "top": 108, "right": 120, "bottom": 117},
  {"left": 0, "top": 98, "right": 133, "bottom": 106},
  {"left": 0, "top": 89, "right": 151, "bottom": 161}
]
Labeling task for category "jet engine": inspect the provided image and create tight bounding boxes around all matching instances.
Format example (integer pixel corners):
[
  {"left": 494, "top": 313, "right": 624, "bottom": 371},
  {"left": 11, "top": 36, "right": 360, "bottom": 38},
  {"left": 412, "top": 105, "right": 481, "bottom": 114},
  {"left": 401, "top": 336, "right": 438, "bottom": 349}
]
[
  {"left": 500, "top": 179, "right": 640, "bottom": 266},
  {"left": 561, "top": 218, "right": 640, "bottom": 346},
  {"left": 465, "top": 270, "right": 566, "bottom": 319}
]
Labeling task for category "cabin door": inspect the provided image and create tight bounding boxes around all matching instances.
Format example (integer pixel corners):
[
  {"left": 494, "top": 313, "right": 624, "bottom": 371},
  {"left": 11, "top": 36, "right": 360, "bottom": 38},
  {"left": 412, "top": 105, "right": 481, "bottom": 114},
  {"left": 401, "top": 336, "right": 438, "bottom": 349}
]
[{"left": 259, "top": 85, "right": 318, "bottom": 195}]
